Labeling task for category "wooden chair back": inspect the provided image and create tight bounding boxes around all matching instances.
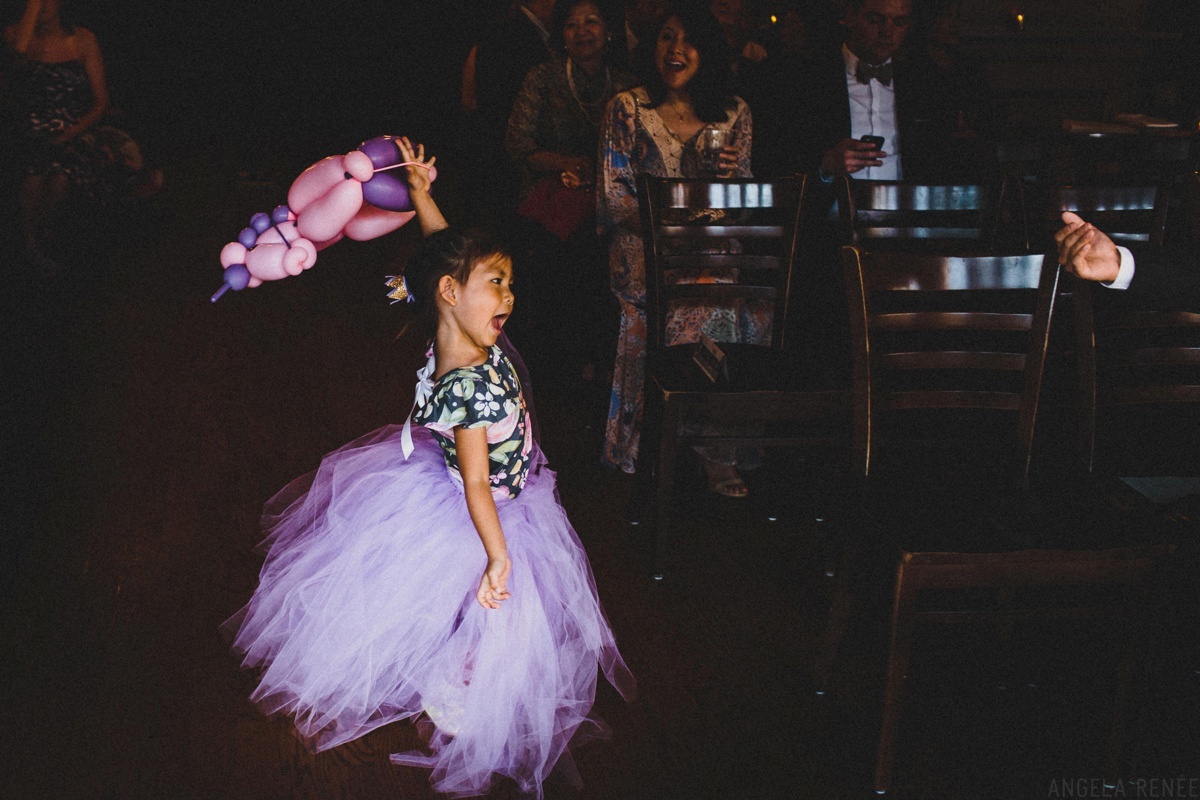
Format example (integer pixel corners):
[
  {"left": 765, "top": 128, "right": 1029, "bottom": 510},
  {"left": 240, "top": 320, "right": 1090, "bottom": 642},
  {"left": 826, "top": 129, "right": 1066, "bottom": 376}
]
[
  {"left": 836, "top": 178, "right": 1018, "bottom": 251},
  {"left": 638, "top": 175, "right": 806, "bottom": 352},
  {"left": 1051, "top": 184, "right": 1171, "bottom": 248},
  {"left": 841, "top": 247, "right": 1062, "bottom": 488},
  {"left": 1073, "top": 276, "right": 1200, "bottom": 475}
]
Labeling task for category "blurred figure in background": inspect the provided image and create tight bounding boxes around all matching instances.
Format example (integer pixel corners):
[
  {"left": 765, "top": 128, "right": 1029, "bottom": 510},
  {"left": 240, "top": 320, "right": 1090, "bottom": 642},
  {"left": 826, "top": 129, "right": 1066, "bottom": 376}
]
[
  {"left": 468, "top": 0, "right": 559, "bottom": 225},
  {"left": 505, "top": 0, "right": 636, "bottom": 389},
  {"left": 2, "top": 0, "right": 160, "bottom": 274}
]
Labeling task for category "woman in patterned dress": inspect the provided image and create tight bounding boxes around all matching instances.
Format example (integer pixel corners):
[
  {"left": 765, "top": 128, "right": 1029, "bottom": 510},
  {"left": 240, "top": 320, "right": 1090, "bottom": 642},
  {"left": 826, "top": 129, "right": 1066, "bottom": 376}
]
[{"left": 597, "top": 1, "right": 767, "bottom": 495}]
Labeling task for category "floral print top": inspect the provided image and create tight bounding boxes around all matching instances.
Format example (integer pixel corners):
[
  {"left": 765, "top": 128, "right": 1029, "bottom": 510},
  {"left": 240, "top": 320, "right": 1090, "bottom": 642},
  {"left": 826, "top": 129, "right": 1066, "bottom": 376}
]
[{"left": 415, "top": 346, "right": 533, "bottom": 500}]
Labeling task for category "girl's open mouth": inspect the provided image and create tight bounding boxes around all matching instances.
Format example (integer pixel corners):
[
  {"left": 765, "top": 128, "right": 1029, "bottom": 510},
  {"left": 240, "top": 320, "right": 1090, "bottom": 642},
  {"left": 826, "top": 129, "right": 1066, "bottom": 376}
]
[{"left": 491, "top": 314, "right": 509, "bottom": 333}]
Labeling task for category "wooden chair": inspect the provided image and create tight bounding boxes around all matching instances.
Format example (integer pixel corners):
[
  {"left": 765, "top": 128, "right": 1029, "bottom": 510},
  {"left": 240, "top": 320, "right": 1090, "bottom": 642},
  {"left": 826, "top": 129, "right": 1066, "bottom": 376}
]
[
  {"left": 1073, "top": 274, "right": 1200, "bottom": 477},
  {"left": 835, "top": 177, "right": 1024, "bottom": 252},
  {"left": 818, "top": 247, "right": 1176, "bottom": 794},
  {"left": 634, "top": 175, "right": 851, "bottom": 577},
  {"left": 1050, "top": 184, "right": 1171, "bottom": 249}
]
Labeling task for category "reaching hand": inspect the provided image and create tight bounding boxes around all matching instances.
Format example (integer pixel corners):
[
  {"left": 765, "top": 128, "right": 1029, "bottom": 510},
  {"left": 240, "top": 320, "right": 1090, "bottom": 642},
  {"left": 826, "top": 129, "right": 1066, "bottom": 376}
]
[
  {"left": 1055, "top": 211, "right": 1121, "bottom": 284},
  {"left": 822, "top": 138, "right": 885, "bottom": 176},
  {"left": 397, "top": 136, "right": 436, "bottom": 196},
  {"left": 476, "top": 555, "right": 512, "bottom": 610}
]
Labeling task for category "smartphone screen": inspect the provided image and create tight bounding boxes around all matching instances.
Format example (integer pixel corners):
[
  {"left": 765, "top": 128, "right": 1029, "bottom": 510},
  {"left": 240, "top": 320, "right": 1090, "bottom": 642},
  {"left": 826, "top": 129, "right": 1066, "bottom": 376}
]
[{"left": 859, "top": 135, "right": 885, "bottom": 149}]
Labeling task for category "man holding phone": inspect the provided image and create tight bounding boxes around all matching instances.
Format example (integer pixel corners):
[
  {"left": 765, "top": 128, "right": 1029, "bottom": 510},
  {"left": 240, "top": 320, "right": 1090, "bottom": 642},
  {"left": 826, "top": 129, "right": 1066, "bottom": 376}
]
[
  {"left": 817, "top": 0, "right": 910, "bottom": 180},
  {"left": 757, "top": 0, "right": 983, "bottom": 183}
]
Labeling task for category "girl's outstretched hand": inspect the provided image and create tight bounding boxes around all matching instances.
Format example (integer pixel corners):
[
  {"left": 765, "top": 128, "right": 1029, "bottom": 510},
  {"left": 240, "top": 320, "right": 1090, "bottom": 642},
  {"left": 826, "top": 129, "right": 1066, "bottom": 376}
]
[
  {"left": 477, "top": 555, "right": 512, "bottom": 610},
  {"left": 397, "top": 136, "right": 436, "bottom": 195}
]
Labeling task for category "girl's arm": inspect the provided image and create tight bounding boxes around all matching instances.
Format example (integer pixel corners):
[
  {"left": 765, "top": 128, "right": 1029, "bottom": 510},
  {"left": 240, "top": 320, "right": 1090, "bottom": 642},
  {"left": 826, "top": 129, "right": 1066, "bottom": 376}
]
[
  {"left": 454, "top": 425, "right": 512, "bottom": 610},
  {"left": 396, "top": 136, "right": 448, "bottom": 236},
  {"left": 54, "top": 28, "right": 108, "bottom": 145}
]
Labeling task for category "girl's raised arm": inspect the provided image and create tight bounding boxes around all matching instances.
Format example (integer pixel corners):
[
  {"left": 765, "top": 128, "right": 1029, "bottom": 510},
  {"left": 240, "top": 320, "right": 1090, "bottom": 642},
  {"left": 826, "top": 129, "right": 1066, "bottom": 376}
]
[
  {"left": 454, "top": 425, "right": 512, "bottom": 609},
  {"left": 397, "top": 136, "right": 448, "bottom": 237}
]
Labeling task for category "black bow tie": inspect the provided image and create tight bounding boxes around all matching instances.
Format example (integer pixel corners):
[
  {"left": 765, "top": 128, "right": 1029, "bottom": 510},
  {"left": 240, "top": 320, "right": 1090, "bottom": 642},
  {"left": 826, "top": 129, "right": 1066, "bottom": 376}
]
[{"left": 855, "top": 61, "right": 893, "bottom": 87}]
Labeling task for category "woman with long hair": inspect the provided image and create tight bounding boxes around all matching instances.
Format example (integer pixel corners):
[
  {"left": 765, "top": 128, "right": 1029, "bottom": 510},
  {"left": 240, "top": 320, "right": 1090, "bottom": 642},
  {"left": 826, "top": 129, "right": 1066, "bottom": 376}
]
[{"left": 597, "top": 1, "right": 766, "bottom": 496}]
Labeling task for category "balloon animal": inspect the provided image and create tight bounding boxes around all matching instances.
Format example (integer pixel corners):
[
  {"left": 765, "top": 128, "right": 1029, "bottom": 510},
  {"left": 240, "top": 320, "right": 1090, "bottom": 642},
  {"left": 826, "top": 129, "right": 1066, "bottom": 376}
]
[{"left": 213, "top": 136, "right": 436, "bottom": 302}]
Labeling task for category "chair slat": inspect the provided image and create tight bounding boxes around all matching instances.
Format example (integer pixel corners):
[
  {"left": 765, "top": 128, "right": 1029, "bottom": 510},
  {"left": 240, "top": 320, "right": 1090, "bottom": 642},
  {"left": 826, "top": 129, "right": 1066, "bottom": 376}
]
[
  {"left": 660, "top": 254, "right": 781, "bottom": 270},
  {"left": 859, "top": 227, "right": 984, "bottom": 240},
  {"left": 1109, "top": 311, "right": 1200, "bottom": 329},
  {"left": 873, "top": 311, "right": 1033, "bottom": 332},
  {"left": 659, "top": 224, "right": 784, "bottom": 238},
  {"left": 659, "top": 285, "right": 777, "bottom": 303},
  {"left": 882, "top": 390, "right": 1022, "bottom": 411},
  {"left": 1105, "top": 385, "right": 1200, "bottom": 405},
  {"left": 1111, "top": 347, "right": 1200, "bottom": 367},
  {"left": 882, "top": 351, "right": 1027, "bottom": 371},
  {"left": 865, "top": 254, "right": 1044, "bottom": 291}
]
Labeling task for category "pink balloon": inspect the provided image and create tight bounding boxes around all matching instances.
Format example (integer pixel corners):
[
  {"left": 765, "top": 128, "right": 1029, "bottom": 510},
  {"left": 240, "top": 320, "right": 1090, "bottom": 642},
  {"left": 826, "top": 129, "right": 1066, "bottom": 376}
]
[
  {"left": 288, "top": 156, "right": 348, "bottom": 211},
  {"left": 345, "top": 206, "right": 416, "bottom": 241},
  {"left": 342, "top": 150, "right": 374, "bottom": 182},
  {"left": 296, "top": 178, "right": 364, "bottom": 243},
  {"left": 217, "top": 135, "right": 438, "bottom": 300},
  {"left": 220, "top": 242, "right": 248, "bottom": 268}
]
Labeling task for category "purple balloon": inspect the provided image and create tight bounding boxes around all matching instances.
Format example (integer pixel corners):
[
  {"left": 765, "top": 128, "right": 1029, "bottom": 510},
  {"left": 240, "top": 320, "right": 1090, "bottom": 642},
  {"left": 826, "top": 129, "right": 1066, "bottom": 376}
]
[
  {"left": 250, "top": 212, "right": 272, "bottom": 234},
  {"left": 210, "top": 263, "right": 251, "bottom": 303},
  {"left": 224, "top": 263, "right": 251, "bottom": 290},
  {"left": 271, "top": 204, "right": 291, "bottom": 224},
  {"left": 362, "top": 172, "right": 411, "bottom": 212},
  {"left": 238, "top": 227, "right": 258, "bottom": 249},
  {"left": 358, "top": 136, "right": 401, "bottom": 169}
]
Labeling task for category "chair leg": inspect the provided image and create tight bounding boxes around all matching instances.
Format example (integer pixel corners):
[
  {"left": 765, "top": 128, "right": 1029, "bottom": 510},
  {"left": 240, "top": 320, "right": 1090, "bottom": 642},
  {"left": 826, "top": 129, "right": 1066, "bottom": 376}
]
[
  {"left": 650, "top": 401, "right": 682, "bottom": 579},
  {"left": 813, "top": 539, "right": 854, "bottom": 695},
  {"left": 1106, "top": 587, "right": 1147, "bottom": 786},
  {"left": 813, "top": 472, "right": 861, "bottom": 694},
  {"left": 875, "top": 559, "right": 920, "bottom": 795}
]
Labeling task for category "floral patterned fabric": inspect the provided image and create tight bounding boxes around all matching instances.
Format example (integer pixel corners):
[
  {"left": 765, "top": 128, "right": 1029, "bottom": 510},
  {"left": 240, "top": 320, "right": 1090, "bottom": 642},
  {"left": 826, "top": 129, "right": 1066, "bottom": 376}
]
[
  {"left": 415, "top": 346, "right": 534, "bottom": 499},
  {"left": 505, "top": 60, "right": 636, "bottom": 200},
  {"left": 596, "top": 88, "right": 770, "bottom": 473}
]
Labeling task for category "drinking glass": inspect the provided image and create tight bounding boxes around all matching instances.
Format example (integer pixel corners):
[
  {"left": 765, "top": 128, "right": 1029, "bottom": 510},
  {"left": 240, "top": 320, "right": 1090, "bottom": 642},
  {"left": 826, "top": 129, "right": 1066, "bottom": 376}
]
[{"left": 698, "top": 126, "right": 733, "bottom": 175}]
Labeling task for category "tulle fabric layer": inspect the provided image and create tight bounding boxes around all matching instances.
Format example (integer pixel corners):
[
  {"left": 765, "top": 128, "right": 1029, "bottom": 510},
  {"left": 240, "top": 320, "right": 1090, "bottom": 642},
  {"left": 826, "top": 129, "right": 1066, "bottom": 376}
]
[{"left": 224, "top": 425, "right": 635, "bottom": 798}]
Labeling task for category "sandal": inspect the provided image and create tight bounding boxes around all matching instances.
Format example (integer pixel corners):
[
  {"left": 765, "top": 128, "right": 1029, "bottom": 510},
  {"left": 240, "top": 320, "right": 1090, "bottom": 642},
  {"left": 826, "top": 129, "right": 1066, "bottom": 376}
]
[
  {"left": 711, "top": 477, "right": 749, "bottom": 499},
  {"left": 702, "top": 459, "right": 749, "bottom": 499}
]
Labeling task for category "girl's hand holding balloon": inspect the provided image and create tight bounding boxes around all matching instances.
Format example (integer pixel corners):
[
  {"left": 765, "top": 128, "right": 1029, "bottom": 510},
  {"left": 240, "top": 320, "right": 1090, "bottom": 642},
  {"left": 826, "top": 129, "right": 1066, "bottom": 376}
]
[{"left": 397, "top": 137, "right": 436, "bottom": 195}]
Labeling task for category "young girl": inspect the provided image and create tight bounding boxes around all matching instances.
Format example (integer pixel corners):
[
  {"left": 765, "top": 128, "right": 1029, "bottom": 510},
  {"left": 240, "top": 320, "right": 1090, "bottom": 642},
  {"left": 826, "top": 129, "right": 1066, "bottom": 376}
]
[{"left": 224, "top": 139, "right": 634, "bottom": 798}]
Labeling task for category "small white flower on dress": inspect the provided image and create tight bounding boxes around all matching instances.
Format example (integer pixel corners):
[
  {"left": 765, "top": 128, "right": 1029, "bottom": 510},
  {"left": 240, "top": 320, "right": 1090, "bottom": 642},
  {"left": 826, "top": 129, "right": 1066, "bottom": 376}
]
[{"left": 474, "top": 392, "right": 500, "bottom": 415}]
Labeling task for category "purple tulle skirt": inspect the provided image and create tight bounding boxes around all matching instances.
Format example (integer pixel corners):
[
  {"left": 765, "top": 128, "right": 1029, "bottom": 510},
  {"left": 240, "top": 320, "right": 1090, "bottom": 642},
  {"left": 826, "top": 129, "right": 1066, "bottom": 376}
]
[{"left": 224, "top": 424, "right": 635, "bottom": 798}]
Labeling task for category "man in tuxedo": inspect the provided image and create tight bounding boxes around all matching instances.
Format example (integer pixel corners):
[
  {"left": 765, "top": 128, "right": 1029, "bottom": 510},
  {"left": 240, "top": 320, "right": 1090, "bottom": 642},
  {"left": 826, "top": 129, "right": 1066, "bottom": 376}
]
[
  {"left": 757, "top": 0, "right": 984, "bottom": 183},
  {"left": 1056, "top": 212, "right": 1200, "bottom": 305}
]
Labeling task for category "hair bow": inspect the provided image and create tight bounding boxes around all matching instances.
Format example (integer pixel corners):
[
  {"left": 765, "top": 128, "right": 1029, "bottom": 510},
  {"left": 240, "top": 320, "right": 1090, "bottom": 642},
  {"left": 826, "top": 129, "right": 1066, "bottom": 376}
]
[{"left": 401, "top": 347, "right": 437, "bottom": 459}]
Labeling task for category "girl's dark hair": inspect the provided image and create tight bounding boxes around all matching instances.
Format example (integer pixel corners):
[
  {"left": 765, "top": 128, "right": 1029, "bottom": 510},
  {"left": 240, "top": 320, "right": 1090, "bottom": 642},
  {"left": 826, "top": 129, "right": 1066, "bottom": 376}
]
[
  {"left": 399, "top": 226, "right": 510, "bottom": 338},
  {"left": 550, "top": 0, "right": 628, "bottom": 67},
  {"left": 643, "top": 1, "right": 736, "bottom": 123}
]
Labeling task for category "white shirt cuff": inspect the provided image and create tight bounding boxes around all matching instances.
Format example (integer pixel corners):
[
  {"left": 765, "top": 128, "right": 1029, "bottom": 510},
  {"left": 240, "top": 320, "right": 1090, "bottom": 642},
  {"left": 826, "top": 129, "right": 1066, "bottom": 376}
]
[{"left": 1102, "top": 246, "right": 1136, "bottom": 291}]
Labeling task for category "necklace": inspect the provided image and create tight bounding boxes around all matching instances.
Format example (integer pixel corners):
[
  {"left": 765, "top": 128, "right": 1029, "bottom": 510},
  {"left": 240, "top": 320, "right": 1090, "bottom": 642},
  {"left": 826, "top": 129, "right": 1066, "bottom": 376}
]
[
  {"left": 566, "top": 58, "right": 611, "bottom": 128},
  {"left": 662, "top": 100, "right": 691, "bottom": 122}
]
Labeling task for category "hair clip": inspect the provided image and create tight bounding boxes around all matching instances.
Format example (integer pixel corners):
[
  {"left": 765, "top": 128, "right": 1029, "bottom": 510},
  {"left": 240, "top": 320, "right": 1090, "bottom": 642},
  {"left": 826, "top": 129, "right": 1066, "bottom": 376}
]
[{"left": 386, "top": 275, "right": 415, "bottom": 304}]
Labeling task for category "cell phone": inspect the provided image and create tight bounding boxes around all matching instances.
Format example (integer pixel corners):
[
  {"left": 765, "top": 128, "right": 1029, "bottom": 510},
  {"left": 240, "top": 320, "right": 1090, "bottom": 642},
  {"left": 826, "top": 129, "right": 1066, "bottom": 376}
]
[{"left": 859, "top": 135, "right": 885, "bottom": 149}]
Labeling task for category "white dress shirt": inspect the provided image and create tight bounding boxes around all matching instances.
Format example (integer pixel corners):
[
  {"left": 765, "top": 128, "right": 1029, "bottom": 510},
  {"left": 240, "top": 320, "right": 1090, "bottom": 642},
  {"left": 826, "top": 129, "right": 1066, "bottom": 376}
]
[
  {"left": 843, "top": 44, "right": 902, "bottom": 181},
  {"left": 1106, "top": 246, "right": 1136, "bottom": 290}
]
